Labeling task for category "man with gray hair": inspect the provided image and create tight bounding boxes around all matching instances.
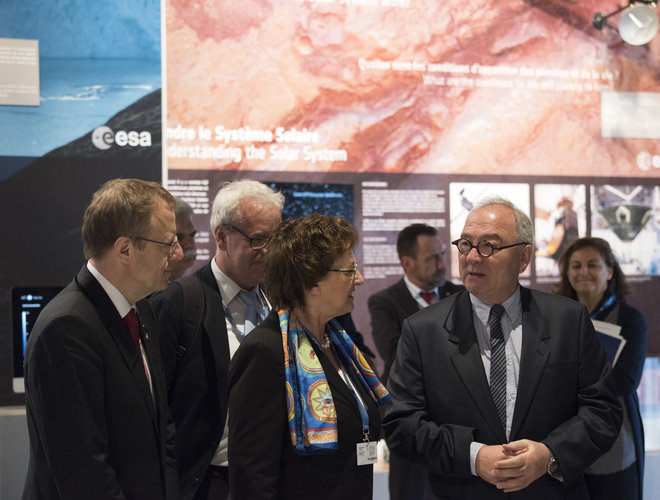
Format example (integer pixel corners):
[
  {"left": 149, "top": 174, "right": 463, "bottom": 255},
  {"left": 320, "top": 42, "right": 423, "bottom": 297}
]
[
  {"left": 149, "top": 179, "right": 284, "bottom": 500},
  {"left": 168, "top": 197, "right": 198, "bottom": 280},
  {"left": 383, "top": 197, "right": 622, "bottom": 499}
]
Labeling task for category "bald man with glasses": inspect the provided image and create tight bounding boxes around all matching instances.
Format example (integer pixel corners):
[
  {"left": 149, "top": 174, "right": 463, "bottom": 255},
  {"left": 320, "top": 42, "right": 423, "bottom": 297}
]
[{"left": 383, "top": 197, "right": 621, "bottom": 499}]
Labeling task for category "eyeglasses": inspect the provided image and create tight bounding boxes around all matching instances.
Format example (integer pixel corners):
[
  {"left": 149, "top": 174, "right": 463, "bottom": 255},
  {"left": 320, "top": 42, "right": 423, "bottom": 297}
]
[
  {"left": 452, "top": 238, "right": 530, "bottom": 258},
  {"left": 329, "top": 263, "right": 359, "bottom": 280},
  {"left": 134, "top": 235, "right": 179, "bottom": 256},
  {"left": 230, "top": 225, "right": 270, "bottom": 250}
]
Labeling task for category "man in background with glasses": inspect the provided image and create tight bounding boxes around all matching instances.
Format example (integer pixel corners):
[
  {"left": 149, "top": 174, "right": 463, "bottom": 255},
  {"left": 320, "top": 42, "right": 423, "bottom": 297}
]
[
  {"left": 368, "top": 223, "right": 463, "bottom": 500},
  {"left": 149, "top": 179, "right": 284, "bottom": 500},
  {"left": 383, "top": 197, "right": 622, "bottom": 499},
  {"left": 168, "top": 197, "right": 198, "bottom": 281},
  {"left": 23, "top": 178, "right": 182, "bottom": 500}
]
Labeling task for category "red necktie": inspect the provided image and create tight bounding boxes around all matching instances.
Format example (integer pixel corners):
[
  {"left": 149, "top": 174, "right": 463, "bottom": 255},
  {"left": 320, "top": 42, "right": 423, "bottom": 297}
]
[
  {"left": 123, "top": 309, "right": 141, "bottom": 354},
  {"left": 420, "top": 290, "right": 436, "bottom": 305}
]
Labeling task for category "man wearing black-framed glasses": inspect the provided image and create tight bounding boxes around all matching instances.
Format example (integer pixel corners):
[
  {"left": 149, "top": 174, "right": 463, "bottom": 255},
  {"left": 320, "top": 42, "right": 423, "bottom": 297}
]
[
  {"left": 383, "top": 196, "right": 621, "bottom": 499},
  {"left": 149, "top": 179, "right": 284, "bottom": 500}
]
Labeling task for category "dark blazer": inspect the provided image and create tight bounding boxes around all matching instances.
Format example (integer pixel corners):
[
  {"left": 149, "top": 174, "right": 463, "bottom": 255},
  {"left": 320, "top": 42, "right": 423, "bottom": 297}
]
[
  {"left": 22, "top": 265, "right": 178, "bottom": 500},
  {"left": 590, "top": 298, "right": 646, "bottom": 497},
  {"left": 228, "top": 311, "right": 382, "bottom": 500},
  {"left": 148, "top": 262, "right": 231, "bottom": 500},
  {"left": 368, "top": 278, "right": 464, "bottom": 384},
  {"left": 383, "top": 287, "right": 622, "bottom": 500}
]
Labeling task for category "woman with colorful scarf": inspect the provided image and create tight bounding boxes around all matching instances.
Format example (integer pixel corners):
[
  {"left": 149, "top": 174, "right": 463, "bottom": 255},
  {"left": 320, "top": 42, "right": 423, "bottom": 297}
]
[
  {"left": 556, "top": 237, "right": 646, "bottom": 500},
  {"left": 228, "top": 214, "right": 390, "bottom": 500}
]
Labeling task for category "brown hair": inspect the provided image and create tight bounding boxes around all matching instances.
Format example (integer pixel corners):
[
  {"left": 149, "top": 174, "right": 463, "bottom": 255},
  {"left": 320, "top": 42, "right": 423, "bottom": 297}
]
[
  {"left": 264, "top": 214, "right": 358, "bottom": 309},
  {"left": 82, "top": 178, "right": 175, "bottom": 259},
  {"left": 555, "top": 237, "right": 627, "bottom": 300}
]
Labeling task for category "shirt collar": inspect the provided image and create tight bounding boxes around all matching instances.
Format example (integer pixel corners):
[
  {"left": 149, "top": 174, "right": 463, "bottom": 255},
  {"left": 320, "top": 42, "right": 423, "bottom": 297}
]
[
  {"left": 210, "top": 258, "right": 265, "bottom": 305},
  {"left": 403, "top": 274, "right": 436, "bottom": 298},
  {"left": 86, "top": 260, "right": 133, "bottom": 318},
  {"left": 469, "top": 286, "right": 521, "bottom": 327}
]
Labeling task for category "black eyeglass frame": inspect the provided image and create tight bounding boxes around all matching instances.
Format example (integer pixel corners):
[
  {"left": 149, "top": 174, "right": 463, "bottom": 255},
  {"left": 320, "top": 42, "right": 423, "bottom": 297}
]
[
  {"left": 329, "top": 263, "right": 359, "bottom": 280},
  {"left": 133, "top": 235, "right": 179, "bottom": 256},
  {"left": 230, "top": 225, "right": 270, "bottom": 250},
  {"left": 451, "top": 238, "right": 530, "bottom": 258}
]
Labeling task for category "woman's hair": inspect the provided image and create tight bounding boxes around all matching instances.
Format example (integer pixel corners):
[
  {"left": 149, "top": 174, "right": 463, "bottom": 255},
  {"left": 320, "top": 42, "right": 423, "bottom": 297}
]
[
  {"left": 264, "top": 214, "right": 358, "bottom": 309},
  {"left": 555, "top": 237, "right": 627, "bottom": 300}
]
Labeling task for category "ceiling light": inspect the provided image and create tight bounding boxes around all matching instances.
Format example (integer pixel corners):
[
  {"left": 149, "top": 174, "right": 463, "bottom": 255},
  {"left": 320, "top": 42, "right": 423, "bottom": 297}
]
[{"left": 593, "top": 1, "right": 659, "bottom": 46}]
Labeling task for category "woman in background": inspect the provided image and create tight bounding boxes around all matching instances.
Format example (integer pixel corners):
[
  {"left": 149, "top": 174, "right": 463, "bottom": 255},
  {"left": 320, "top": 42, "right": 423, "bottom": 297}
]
[
  {"left": 556, "top": 237, "right": 646, "bottom": 500},
  {"left": 228, "top": 214, "right": 390, "bottom": 500}
]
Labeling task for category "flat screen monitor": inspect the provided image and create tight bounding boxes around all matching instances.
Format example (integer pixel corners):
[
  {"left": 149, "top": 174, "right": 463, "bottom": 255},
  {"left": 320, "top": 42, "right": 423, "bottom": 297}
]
[{"left": 12, "top": 286, "right": 64, "bottom": 393}]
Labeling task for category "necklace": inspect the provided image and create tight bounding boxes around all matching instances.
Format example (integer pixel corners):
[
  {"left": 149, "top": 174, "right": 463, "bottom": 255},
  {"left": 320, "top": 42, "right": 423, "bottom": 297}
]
[{"left": 321, "top": 333, "right": 331, "bottom": 349}]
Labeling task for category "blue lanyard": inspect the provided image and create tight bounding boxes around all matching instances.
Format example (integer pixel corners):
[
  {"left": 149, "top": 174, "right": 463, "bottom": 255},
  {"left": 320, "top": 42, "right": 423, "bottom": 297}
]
[
  {"left": 354, "top": 387, "right": 371, "bottom": 442},
  {"left": 590, "top": 294, "right": 615, "bottom": 319}
]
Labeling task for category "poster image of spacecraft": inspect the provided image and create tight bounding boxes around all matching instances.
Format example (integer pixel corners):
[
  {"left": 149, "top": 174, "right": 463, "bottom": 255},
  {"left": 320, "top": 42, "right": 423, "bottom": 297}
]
[
  {"left": 448, "top": 182, "right": 531, "bottom": 281},
  {"left": 534, "top": 184, "right": 587, "bottom": 278},
  {"left": 591, "top": 185, "right": 660, "bottom": 276}
]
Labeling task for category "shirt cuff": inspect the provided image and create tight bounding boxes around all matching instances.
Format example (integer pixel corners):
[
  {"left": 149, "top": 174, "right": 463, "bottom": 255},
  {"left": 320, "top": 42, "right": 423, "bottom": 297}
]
[{"left": 470, "top": 442, "right": 485, "bottom": 476}]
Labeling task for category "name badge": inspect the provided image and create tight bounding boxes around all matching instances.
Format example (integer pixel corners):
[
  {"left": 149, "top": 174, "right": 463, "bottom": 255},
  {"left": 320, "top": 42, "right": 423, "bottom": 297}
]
[{"left": 356, "top": 441, "right": 378, "bottom": 466}]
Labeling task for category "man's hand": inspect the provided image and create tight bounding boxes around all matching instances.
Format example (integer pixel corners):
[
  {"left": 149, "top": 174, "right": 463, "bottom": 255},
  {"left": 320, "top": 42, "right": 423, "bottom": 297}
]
[
  {"left": 475, "top": 445, "right": 509, "bottom": 486},
  {"left": 490, "top": 439, "right": 551, "bottom": 493}
]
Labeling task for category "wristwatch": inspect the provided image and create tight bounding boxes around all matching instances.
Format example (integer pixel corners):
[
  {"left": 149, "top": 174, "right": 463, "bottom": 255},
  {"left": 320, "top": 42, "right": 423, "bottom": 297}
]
[{"left": 546, "top": 452, "right": 561, "bottom": 479}]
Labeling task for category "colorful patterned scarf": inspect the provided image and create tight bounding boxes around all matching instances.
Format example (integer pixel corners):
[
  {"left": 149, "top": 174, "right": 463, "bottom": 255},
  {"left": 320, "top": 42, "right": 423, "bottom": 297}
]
[{"left": 279, "top": 309, "right": 390, "bottom": 455}]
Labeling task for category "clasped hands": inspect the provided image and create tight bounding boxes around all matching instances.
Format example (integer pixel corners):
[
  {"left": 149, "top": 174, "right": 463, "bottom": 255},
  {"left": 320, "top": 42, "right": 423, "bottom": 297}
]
[{"left": 476, "top": 439, "right": 551, "bottom": 493}]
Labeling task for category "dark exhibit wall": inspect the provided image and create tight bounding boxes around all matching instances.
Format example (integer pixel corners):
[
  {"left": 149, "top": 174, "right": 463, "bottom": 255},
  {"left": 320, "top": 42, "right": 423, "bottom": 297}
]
[
  {"left": 0, "top": 0, "right": 162, "bottom": 405},
  {"left": 1, "top": 0, "right": 660, "bottom": 404}
]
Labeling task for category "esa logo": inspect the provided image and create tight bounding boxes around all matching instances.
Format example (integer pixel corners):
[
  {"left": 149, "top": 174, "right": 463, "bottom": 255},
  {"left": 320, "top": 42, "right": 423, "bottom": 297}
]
[{"left": 91, "top": 126, "right": 152, "bottom": 150}]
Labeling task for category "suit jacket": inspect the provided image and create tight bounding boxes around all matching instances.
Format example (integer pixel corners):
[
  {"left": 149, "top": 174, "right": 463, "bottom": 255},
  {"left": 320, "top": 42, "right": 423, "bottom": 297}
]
[
  {"left": 228, "top": 311, "right": 382, "bottom": 500},
  {"left": 368, "top": 278, "right": 464, "bottom": 383},
  {"left": 382, "top": 287, "right": 622, "bottom": 500},
  {"left": 148, "top": 262, "right": 231, "bottom": 500},
  {"left": 22, "top": 265, "right": 178, "bottom": 500}
]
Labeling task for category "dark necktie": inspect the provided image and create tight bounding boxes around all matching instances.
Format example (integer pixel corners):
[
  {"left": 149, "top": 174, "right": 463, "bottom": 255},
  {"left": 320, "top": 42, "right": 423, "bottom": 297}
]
[
  {"left": 123, "top": 308, "right": 141, "bottom": 354},
  {"left": 488, "top": 304, "right": 507, "bottom": 430},
  {"left": 123, "top": 309, "right": 149, "bottom": 379},
  {"left": 420, "top": 290, "right": 436, "bottom": 305}
]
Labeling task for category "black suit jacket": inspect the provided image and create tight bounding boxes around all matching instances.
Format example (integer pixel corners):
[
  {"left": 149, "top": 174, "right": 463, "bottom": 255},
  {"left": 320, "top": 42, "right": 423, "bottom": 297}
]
[
  {"left": 228, "top": 311, "right": 381, "bottom": 500},
  {"left": 368, "top": 278, "right": 464, "bottom": 383},
  {"left": 22, "top": 265, "right": 178, "bottom": 500},
  {"left": 383, "top": 287, "right": 622, "bottom": 500},
  {"left": 148, "top": 262, "right": 231, "bottom": 500}
]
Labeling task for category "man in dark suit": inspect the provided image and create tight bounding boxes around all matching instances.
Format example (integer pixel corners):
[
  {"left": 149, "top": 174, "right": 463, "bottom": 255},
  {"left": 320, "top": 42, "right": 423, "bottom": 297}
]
[
  {"left": 368, "top": 223, "right": 463, "bottom": 500},
  {"left": 383, "top": 197, "right": 622, "bottom": 499},
  {"left": 148, "top": 179, "right": 284, "bottom": 500},
  {"left": 23, "top": 178, "right": 181, "bottom": 500}
]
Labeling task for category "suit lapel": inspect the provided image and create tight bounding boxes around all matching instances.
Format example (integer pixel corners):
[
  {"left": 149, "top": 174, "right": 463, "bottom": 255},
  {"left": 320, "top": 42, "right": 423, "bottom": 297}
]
[
  {"left": 136, "top": 301, "right": 163, "bottom": 424},
  {"left": 76, "top": 266, "right": 157, "bottom": 420},
  {"left": 448, "top": 291, "right": 507, "bottom": 441},
  {"left": 510, "top": 287, "right": 550, "bottom": 439},
  {"left": 197, "top": 264, "right": 231, "bottom": 410},
  {"left": 393, "top": 279, "right": 422, "bottom": 316}
]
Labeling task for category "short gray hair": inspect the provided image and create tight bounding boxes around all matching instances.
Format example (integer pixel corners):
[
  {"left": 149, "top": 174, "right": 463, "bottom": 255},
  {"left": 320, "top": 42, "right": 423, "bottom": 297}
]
[
  {"left": 175, "top": 197, "right": 193, "bottom": 216},
  {"left": 473, "top": 196, "right": 535, "bottom": 245},
  {"left": 209, "top": 180, "right": 284, "bottom": 231}
]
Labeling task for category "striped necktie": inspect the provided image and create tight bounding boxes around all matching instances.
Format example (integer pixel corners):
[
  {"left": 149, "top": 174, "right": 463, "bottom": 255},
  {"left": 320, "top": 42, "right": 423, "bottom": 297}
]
[{"left": 488, "top": 304, "right": 507, "bottom": 430}]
